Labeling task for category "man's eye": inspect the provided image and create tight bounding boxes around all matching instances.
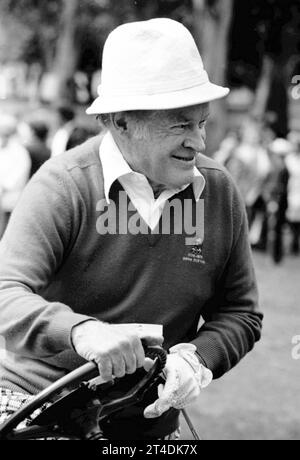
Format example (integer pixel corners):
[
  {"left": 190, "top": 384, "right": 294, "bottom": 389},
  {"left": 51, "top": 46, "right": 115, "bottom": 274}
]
[
  {"left": 172, "top": 124, "right": 188, "bottom": 130},
  {"left": 199, "top": 121, "right": 207, "bottom": 129}
]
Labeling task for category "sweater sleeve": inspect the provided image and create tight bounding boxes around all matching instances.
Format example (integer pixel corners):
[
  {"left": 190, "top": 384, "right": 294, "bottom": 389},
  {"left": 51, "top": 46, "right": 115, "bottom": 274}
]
[
  {"left": 191, "top": 176, "right": 263, "bottom": 379},
  {"left": 0, "top": 160, "right": 94, "bottom": 360}
]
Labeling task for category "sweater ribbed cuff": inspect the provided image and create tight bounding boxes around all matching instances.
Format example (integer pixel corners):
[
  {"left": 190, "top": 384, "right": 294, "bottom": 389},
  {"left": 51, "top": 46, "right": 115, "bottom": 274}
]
[
  {"left": 191, "top": 333, "right": 229, "bottom": 379},
  {"left": 47, "top": 310, "right": 97, "bottom": 352}
]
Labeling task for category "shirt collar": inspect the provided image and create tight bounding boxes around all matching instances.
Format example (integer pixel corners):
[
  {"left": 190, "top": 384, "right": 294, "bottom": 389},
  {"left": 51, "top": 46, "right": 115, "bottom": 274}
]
[
  {"left": 99, "top": 131, "right": 132, "bottom": 203},
  {"left": 99, "top": 131, "right": 205, "bottom": 203},
  {"left": 192, "top": 166, "right": 205, "bottom": 202}
]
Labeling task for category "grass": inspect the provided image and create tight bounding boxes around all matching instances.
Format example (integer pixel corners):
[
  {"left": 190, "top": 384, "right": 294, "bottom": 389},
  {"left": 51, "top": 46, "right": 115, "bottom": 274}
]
[{"left": 180, "top": 251, "right": 300, "bottom": 440}]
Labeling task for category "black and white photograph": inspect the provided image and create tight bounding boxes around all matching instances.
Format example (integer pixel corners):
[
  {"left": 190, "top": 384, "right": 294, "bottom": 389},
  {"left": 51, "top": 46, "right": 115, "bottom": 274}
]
[{"left": 0, "top": 0, "right": 299, "bottom": 442}]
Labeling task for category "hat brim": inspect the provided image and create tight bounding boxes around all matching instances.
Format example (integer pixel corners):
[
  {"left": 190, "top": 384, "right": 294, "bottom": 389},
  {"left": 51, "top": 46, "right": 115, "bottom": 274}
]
[{"left": 86, "top": 82, "right": 229, "bottom": 114}]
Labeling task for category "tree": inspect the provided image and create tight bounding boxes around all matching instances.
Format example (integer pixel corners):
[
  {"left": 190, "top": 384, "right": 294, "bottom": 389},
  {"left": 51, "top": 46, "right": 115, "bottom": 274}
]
[
  {"left": 0, "top": 0, "right": 124, "bottom": 102},
  {"left": 250, "top": 0, "right": 292, "bottom": 136},
  {"left": 230, "top": 0, "right": 300, "bottom": 138},
  {"left": 0, "top": 0, "right": 62, "bottom": 68},
  {"left": 2, "top": 0, "right": 298, "bottom": 135},
  {"left": 51, "top": 0, "right": 79, "bottom": 103},
  {"left": 192, "top": 0, "right": 233, "bottom": 153}
]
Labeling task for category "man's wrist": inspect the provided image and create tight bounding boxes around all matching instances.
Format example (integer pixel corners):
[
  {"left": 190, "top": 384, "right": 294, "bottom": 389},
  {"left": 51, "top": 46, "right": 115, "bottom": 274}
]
[
  {"left": 195, "top": 349, "right": 207, "bottom": 366},
  {"left": 70, "top": 318, "right": 98, "bottom": 351},
  {"left": 169, "top": 343, "right": 213, "bottom": 388}
]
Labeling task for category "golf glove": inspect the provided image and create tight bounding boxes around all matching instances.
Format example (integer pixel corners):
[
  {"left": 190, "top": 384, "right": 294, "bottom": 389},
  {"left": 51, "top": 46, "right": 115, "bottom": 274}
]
[{"left": 144, "top": 343, "right": 212, "bottom": 418}]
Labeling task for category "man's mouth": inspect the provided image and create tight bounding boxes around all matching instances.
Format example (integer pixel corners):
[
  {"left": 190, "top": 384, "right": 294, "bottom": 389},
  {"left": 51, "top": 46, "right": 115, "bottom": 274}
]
[{"left": 172, "top": 155, "right": 195, "bottom": 163}]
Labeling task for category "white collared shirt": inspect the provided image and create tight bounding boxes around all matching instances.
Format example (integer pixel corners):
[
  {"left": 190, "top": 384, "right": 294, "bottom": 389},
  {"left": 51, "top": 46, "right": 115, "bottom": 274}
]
[{"left": 99, "top": 132, "right": 205, "bottom": 230}]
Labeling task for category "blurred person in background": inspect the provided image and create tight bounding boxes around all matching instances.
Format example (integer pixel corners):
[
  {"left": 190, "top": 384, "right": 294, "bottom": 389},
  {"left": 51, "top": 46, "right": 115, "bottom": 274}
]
[
  {"left": 222, "top": 120, "right": 271, "bottom": 249},
  {"left": 261, "top": 123, "right": 276, "bottom": 150},
  {"left": 264, "top": 139, "right": 291, "bottom": 264},
  {"left": 50, "top": 105, "right": 76, "bottom": 157},
  {"left": 0, "top": 115, "right": 31, "bottom": 238},
  {"left": 65, "top": 124, "right": 99, "bottom": 151},
  {"left": 213, "top": 131, "right": 239, "bottom": 167},
  {"left": 286, "top": 132, "right": 300, "bottom": 255},
  {"left": 21, "top": 120, "right": 51, "bottom": 178}
]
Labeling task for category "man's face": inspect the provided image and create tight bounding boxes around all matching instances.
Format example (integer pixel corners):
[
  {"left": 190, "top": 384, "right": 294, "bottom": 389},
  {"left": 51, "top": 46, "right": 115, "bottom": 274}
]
[{"left": 124, "top": 103, "right": 210, "bottom": 189}]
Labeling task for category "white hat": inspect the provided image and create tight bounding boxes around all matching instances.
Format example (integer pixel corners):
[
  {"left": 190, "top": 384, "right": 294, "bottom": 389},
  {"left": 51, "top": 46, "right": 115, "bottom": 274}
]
[{"left": 87, "top": 18, "right": 229, "bottom": 115}]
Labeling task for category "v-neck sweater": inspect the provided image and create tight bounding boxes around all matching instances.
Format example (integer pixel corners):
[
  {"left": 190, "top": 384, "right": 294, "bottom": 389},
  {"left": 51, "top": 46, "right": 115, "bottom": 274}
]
[{"left": 0, "top": 135, "right": 262, "bottom": 394}]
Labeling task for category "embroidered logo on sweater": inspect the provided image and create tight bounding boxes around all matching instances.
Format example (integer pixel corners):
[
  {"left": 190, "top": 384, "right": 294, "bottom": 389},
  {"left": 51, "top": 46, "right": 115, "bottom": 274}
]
[{"left": 183, "top": 237, "right": 206, "bottom": 265}]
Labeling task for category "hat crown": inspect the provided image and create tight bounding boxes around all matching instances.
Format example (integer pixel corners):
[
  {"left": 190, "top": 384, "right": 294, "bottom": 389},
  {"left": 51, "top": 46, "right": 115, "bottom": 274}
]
[
  {"left": 100, "top": 18, "right": 208, "bottom": 97},
  {"left": 86, "top": 18, "right": 229, "bottom": 114}
]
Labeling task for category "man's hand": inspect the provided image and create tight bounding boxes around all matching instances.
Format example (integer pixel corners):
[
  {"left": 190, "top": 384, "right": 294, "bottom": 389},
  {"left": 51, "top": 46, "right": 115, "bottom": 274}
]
[
  {"left": 144, "top": 343, "right": 212, "bottom": 418},
  {"left": 71, "top": 320, "right": 163, "bottom": 382}
]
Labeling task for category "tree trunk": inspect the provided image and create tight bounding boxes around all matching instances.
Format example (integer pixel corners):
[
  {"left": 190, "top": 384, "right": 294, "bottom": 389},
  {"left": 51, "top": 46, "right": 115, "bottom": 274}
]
[
  {"left": 266, "top": 59, "right": 289, "bottom": 137},
  {"left": 252, "top": 55, "right": 275, "bottom": 122},
  {"left": 53, "top": 0, "right": 79, "bottom": 104},
  {"left": 192, "top": 0, "right": 233, "bottom": 155},
  {"left": 252, "top": 55, "right": 289, "bottom": 138}
]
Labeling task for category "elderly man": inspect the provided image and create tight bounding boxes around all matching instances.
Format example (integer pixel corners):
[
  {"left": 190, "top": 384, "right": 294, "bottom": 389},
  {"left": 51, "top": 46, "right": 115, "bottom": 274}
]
[{"left": 0, "top": 19, "right": 262, "bottom": 440}]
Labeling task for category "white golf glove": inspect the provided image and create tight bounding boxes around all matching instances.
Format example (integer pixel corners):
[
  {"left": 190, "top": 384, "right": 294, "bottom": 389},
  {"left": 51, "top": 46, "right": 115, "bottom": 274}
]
[{"left": 144, "top": 343, "right": 212, "bottom": 418}]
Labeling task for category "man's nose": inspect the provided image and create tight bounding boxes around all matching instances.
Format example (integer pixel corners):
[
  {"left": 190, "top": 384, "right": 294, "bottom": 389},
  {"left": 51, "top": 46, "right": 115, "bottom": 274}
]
[{"left": 183, "top": 127, "right": 206, "bottom": 153}]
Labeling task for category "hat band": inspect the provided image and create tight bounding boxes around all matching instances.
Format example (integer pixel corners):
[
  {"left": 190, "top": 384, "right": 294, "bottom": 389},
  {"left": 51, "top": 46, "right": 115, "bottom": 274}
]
[{"left": 99, "top": 71, "right": 209, "bottom": 97}]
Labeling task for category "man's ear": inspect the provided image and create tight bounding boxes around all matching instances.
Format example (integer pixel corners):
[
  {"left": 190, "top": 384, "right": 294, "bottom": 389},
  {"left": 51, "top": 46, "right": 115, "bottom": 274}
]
[{"left": 111, "top": 113, "right": 128, "bottom": 133}]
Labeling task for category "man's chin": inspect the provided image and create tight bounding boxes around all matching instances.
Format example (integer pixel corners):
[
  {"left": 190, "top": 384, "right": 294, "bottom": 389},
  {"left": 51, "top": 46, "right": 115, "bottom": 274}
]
[
  {"left": 149, "top": 173, "right": 194, "bottom": 192},
  {"left": 169, "top": 174, "right": 195, "bottom": 190}
]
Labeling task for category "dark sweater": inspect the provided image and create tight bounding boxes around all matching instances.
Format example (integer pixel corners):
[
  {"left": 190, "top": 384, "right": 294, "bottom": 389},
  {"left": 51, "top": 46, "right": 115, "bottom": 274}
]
[{"left": 0, "top": 135, "right": 262, "bottom": 394}]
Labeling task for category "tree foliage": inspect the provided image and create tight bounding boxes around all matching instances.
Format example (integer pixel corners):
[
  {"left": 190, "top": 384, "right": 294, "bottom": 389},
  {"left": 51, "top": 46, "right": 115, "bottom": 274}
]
[
  {"left": 0, "top": 0, "right": 62, "bottom": 66},
  {"left": 229, "top": 0, "right": 300, "bottom": 88},
  {"left": 0, "top": 0, "right": 195, "bottom": 70},
  {"left": 0, "top": 0, "right": 299, "bottom": 120}
]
